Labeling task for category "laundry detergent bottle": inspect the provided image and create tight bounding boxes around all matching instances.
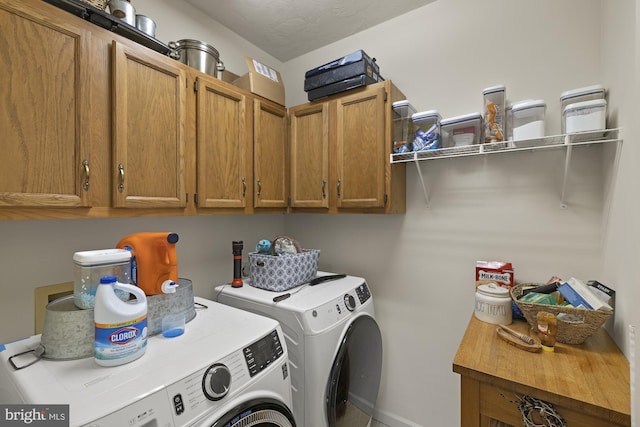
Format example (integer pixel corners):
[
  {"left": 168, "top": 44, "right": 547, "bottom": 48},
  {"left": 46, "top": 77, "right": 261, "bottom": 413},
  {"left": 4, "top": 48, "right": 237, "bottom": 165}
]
[{"left": 94, "top": 275, "right": 148, "bottom": 367}]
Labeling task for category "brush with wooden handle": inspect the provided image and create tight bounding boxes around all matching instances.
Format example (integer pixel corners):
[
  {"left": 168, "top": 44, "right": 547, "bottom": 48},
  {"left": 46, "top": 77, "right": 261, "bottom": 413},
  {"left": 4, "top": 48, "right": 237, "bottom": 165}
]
[{"left": 499, "top": 324, "right": 535, "bottom": 345}]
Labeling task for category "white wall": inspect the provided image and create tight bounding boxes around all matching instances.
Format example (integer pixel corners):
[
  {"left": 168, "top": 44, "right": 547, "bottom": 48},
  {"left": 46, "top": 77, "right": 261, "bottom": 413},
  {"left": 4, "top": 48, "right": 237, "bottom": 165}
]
[
  {"left": 283, "top": 0, "right": 636, "bottom": 426},
  {"left": 0, "top": 215, "right": 286, "bottom": 341},
  {"left": 1, "top": 0, "right": 636, "bottom": 426},
  {"left": 132, "top": 0, "right": 285, "bottom": 76}
]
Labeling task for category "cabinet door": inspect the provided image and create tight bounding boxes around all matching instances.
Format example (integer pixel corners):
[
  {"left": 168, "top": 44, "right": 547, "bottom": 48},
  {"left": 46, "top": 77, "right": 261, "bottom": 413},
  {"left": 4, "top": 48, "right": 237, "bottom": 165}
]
[
  {"left": 289, "top": 102, "right": 330, "bottom": 208},
  {"left": 253, "top": 100, "right": 288, "bottom": 208},
  {"left": 112, "top": 41, "right": 187, "bottom": 208},
  {"left": 335, "top": 85, "right": 386, "bottom": 208},
  {"left": 0, "top": 5, "right": 90, "bottom": 207},
  {"left": 195, "top": 76, "right": 250, "bottom": 209}
]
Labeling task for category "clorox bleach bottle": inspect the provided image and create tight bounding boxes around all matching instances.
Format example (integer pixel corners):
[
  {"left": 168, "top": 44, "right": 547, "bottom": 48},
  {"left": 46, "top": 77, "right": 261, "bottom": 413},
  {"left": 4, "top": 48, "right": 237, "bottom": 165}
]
[{"left": 94, "top": 275, "right": 148, "bottom": 367}]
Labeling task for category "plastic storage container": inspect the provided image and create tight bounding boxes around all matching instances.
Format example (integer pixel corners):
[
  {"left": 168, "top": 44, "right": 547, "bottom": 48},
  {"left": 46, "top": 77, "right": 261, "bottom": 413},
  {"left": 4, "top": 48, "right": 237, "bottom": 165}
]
[
  {"left": 411, "top": 110, "right": 442, "bottom": 151},
  {"left": 392, "top": 100, "right": 417, "bottom": 153},
  {"left": 73, "top": 249, "right": 132, "bottom": 309},
  {"left": 441, "top": 112, "right": 483, "bottom": 147},
  {"left": 560, "top": 84, "right": 605, "bottom": 133},
  {"left": 563, "top": 99, "right": 607, "bottom": 134},
  {"left": 483, "top": 85, "right": 506, "bottom": 143},
  {"left": 94, "top": 276, "right": 148, "bottom": 367},
  {"left": 511, "top": 100, "right": 546, "bottom": 140}
]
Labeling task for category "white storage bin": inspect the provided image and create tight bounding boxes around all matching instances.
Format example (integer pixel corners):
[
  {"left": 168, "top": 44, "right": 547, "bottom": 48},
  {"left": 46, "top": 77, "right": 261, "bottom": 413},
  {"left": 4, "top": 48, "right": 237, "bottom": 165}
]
[
  {"left": 560, "top": 85, "right": 605, "bottom": 133},
  {"left": 392, "top": 100, "right": 417, "bottom": 153},
  {"left": 441, "top": 112, "right": 483, "bottom": 147},
  {"left": 73, "top": 249, "right": 132, "bottom": 309},
  {"left": 511, "top": 100, "right": 546, "bottom": 140},
  {"left": 563, "top": 99, "right": 607, "bottom": 134},
  {"left": 411, "top": 110, "right": 442, "bottom": 151}
]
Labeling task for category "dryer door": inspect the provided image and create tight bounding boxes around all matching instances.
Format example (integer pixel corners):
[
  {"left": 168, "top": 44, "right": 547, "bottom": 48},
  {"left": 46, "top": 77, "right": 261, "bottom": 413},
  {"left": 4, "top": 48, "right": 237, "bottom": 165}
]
[
  {"left": 326, "top": 315, "right": 383, "bottom": 427},
  {"left": 205, "top": 398, "right": 296, "bottom": 427}
]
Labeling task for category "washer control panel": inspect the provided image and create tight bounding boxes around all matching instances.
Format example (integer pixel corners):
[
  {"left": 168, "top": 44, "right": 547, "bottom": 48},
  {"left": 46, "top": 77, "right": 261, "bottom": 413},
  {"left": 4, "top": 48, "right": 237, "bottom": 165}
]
[
  {"left": 243, "top": 330, "right": 284, "bottom": 377},
  {"left": 355, "top": 282, "right": 371, "bottom": 304},
  {"left": 303, "top": 281, "right": 372, "bottom": 333}
]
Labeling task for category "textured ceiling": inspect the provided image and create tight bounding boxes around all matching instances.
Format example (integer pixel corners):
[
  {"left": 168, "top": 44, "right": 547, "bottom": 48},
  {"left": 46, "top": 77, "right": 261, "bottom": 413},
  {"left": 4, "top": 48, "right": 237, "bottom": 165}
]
[{"left": 184, "top": 0, "right": 435, "bottom": 62}]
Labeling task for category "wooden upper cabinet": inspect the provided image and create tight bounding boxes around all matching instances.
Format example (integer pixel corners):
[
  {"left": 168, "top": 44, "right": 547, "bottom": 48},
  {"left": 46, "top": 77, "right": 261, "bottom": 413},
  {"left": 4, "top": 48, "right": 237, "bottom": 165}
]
[
  {"left": 289, "top": 102, "right": 330, "bottom": 208},
  {"left": 253, "top": 100, "right": 288, "bottom": 209},
  {"left": 335, "top": 84, "right": 387, "bottom": 209},
  {"left": 195, "top": 76, "right": 251, "bottom": 209},
  {"left": 112, "top": 41, "right": 187, "bottom": 208},
  {"left": 0, "top": 4, "right": 90, "bottom": 207}
]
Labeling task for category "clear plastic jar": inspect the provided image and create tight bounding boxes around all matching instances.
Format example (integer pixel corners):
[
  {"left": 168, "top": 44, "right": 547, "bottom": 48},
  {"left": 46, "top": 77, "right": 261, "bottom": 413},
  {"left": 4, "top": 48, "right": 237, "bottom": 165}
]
[
  {"left": 474, "top": 283, "right": 512, "bottom": 325},
  {"left": 73, "top": 249, "right": 132, "bottom": 309}
]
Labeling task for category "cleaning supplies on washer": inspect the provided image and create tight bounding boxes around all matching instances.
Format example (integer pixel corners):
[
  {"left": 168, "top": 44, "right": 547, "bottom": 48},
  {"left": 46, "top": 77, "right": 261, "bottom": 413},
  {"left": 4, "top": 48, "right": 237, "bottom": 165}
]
[{"left": 94, "top": 276, "right": 148, "bottom": 367}]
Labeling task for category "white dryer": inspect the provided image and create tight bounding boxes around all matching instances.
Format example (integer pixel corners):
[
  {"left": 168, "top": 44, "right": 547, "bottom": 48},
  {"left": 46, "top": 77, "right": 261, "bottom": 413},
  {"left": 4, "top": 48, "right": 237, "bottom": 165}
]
[
  {"left": 216, "top": 274, "right": 382, "bottom": 427},
  {"left": 0, "top": 297, "right": 296, "bottom": 427}
]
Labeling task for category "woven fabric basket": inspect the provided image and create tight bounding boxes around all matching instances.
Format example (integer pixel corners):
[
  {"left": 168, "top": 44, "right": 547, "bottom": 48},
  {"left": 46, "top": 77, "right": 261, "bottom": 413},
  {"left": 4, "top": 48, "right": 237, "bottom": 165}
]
[
  {"left": 249, "top": 249, "right": 320, "bottom": 292},
  {"left": 80, "top": 0, "right": 108, "bottom": 10},
  {"left": 510, "top": 283, "right": 612, "bottom": 345}
]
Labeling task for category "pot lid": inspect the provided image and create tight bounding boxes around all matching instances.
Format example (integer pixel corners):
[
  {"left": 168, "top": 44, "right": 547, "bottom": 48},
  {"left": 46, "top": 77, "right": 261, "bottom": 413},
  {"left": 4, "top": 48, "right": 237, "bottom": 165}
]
[{"left": 172, "top": 39, "right": 220, "bottom": 57}]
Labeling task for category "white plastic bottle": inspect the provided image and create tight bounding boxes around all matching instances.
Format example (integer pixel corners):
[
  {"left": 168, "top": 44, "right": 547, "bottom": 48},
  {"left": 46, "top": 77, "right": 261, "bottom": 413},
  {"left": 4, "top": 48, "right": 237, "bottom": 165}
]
[{"left": 94, "top": 275, "right": 148, "bottom": 367}]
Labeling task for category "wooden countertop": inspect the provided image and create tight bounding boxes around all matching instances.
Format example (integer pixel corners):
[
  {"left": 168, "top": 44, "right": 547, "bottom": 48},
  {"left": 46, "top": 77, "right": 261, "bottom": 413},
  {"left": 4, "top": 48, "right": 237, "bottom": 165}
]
[{"left": 453, "top": 315, "right": 631, "bottom": 425}]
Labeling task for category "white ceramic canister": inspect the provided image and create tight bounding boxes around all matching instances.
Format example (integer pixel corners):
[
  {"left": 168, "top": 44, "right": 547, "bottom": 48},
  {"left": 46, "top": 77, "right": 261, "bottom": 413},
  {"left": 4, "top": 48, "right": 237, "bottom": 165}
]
[{"left": 474, "top": 283, "right": 512, "bottom": 325}]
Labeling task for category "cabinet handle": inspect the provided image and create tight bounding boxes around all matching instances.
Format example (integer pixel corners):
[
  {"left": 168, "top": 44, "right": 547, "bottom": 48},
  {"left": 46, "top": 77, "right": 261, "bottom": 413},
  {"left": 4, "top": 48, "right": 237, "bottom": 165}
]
[
  {"left": 82, "top": 160, "right": 90, "bottom": 191},
  {"left": 322, "top": 179, "right": 327, "bottom": 199},
  {"left": 118, "top": 163, "right": 125, "bottom": 193},
  {"left": 337, "top": 178, "right": 341, "bottom": 198},
  {"left": 257, "top": 178, "right": 262, "bottom": 197},
  {"left": 242, "top": 177, "right": 247, "bottom": 198}
]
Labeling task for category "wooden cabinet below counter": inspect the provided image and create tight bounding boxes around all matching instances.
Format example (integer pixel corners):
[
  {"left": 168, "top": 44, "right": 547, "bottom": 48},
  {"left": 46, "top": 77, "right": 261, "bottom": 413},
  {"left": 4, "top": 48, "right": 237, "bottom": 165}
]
[{"left": 452, "top": 315, "right": 630, "bottom": 427}]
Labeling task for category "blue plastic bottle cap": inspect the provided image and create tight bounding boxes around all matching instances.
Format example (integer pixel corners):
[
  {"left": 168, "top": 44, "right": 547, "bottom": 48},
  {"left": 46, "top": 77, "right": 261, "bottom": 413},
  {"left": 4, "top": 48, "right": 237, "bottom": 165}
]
[{"left": 100, "top": 275, "right": 118, "bottom": 284}]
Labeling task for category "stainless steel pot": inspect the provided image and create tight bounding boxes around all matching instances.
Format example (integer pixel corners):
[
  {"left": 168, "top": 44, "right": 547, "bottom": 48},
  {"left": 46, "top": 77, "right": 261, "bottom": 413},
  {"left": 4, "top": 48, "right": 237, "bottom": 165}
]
[
  {"left": 169, "top": 39, "right": 225, "bottom": 78},
  {"left": 135, "top": 14, "right": 156, "bottom": 38}
]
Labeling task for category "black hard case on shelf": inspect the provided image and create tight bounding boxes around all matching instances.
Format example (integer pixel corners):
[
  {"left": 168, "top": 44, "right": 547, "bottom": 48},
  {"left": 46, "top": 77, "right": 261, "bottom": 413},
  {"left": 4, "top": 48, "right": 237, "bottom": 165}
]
[
  {"left": 307, "top": 73, "right": 383, "bottom": 102},
  {"left": 304, "top": 50, "right": 380, "bottom": 92}
]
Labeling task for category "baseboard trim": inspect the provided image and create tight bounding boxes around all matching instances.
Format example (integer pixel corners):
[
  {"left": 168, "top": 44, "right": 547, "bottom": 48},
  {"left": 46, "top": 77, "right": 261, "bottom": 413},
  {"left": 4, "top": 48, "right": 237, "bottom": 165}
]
[{"left": 373, "top": 407, "right": 423, "bottom": 427}]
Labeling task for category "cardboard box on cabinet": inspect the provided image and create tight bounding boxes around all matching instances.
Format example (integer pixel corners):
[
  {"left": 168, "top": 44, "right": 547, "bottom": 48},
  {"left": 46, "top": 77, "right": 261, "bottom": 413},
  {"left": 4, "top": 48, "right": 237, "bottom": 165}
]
[
  {"left": 232, "top": 56, "right": 285, "bottom": 106},
  {"left": 220, "top": 69, "right": 240, "bottom": 83}
]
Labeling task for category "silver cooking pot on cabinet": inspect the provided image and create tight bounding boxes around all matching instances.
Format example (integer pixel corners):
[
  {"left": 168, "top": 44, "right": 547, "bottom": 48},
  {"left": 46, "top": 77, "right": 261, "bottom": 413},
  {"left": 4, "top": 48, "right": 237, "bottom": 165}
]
[{"left": 169, "top": 39, "right": 225, "bottom": 78}]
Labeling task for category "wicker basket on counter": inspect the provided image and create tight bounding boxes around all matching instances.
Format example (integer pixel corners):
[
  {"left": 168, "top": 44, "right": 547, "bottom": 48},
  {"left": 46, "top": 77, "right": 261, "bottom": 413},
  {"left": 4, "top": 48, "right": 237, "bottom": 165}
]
[
  {"left": 510, "top": 283, "right": 612, "bottom": 345},
  {"left": 80, "top": 0, "right": 108, "bottom": 10}
]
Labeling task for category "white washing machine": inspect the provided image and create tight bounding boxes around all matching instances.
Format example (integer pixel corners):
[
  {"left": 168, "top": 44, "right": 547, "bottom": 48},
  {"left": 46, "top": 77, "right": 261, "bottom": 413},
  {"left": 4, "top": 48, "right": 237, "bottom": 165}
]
[
  {"left": 215, "top": 273, "right": 382, "bottom": 427},
  {"left": 0, "top": 297, "right": 296, "bottom": 427}
]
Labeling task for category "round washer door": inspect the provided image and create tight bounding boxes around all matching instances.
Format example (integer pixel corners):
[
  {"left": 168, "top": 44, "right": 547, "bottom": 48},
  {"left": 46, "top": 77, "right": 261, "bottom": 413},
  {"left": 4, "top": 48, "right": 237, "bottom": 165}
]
[
  {"left": 204, "top": 398, "right": 296, "bottom": 427},
  {"left": 326, "top": 314, "right": 382, "bottom": 427}
]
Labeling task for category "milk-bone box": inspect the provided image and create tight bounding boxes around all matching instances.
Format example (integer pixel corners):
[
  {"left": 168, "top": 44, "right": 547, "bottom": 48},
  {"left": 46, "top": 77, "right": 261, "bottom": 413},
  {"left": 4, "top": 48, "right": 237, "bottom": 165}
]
[{"left": 476, "top": 261, "right": 514, "bottom": 290}]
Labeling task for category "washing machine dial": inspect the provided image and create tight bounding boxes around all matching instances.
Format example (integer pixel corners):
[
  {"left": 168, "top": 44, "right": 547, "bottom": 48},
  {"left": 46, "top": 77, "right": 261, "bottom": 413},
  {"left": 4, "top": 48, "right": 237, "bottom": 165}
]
[
  {"left": 202, "top": 363, "right": 231, "bottom": 401},
  {"left": 344, "top": 294, "right": 356, "bottom": 311}
]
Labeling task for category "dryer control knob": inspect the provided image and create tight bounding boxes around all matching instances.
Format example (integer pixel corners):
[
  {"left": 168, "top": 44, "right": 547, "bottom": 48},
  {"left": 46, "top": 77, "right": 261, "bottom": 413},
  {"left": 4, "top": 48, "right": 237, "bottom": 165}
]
[
  {"left": 202, "top": 363, "right": 231, "bottom": 401},
  {"left": 344, "top": 294, "right": 356, "bottom": 311}
]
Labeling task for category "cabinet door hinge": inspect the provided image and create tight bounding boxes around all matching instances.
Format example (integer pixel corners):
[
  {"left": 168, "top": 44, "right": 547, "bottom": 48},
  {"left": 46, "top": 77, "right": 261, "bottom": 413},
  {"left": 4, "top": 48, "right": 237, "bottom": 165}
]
[
  {"left": 383, "top": 90, "right": 387, "bottom": 102},
  {"left": 287, "top": 196, "right": 291, "bottom": 207},
  {"left": 384, "top": 194, "right": 388, "bottom": 206},
  {"left": 194, "top": 79, "right": 199, "bottom": 92},
  {"left": 194, "top": 193, "right": 199, "bottom": 205},
  {"left": 186, "top": 193, "right": 189, "bottom": 203}
]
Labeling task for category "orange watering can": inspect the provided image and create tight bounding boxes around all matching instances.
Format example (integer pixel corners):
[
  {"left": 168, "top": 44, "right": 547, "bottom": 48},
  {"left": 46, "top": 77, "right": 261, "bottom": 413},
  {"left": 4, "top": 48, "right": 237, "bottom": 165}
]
[{"left": 116, "top": 232, "right": 179, "bottom": 295}]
